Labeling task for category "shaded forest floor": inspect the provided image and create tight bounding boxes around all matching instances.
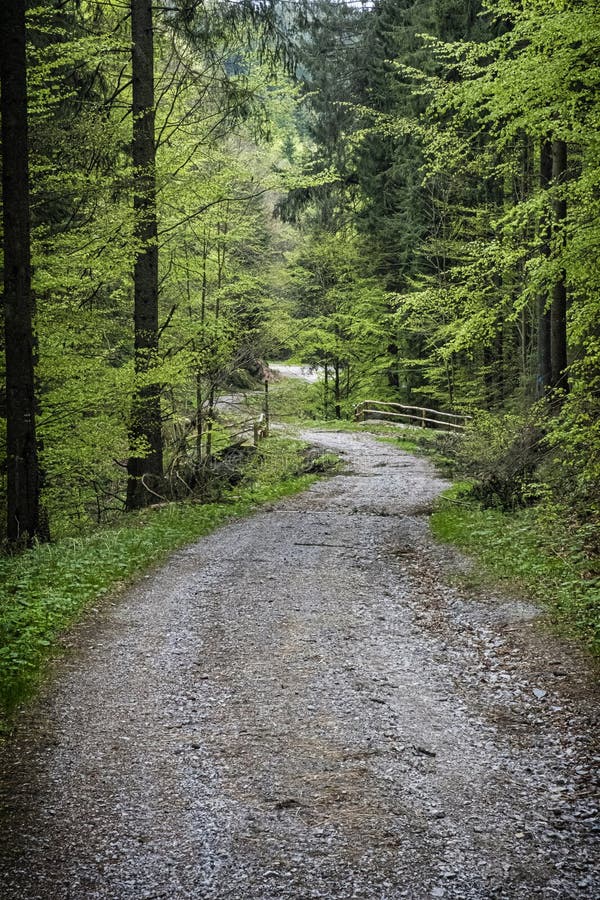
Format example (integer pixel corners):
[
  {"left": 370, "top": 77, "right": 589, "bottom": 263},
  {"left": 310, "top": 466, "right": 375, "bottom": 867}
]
[{"left": 1, "top": 430, "right": 598, "bottom": 899}]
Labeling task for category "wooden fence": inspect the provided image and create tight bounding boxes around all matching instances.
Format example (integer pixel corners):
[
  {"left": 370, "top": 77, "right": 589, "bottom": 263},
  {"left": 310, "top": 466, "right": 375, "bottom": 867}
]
[
  {"left": 217, "top": 413, "right": 268, "bottom": 448},
  {"left": 354, "top": 400, "right": 471, "bottom": 431}
]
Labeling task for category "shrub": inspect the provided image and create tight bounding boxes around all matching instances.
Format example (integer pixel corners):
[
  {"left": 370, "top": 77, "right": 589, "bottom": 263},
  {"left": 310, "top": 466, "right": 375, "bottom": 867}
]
[{"left": 455, "top": 411, "right": 547, "bottom": 510}]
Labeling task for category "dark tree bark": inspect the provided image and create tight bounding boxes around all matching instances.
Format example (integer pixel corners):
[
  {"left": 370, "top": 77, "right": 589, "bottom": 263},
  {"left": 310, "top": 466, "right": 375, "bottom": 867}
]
[
  {"left": 483, "top": 328, "right": 504, "bottom": 407},
  {"left": 517, "top": 133, "right": 534, "bottom": 395},
  {"left": 536, "top": 139, "right": 553, "bottom": 397},
  {"left": 550, "top": 139, "right": 568, "bottom": 392},
  {"left": 386, "top": 342, "right": 400, "bottom": 388},
  {"left": 126, "top": 0, "right": 164, "bottom": 510},
  {"left": 1, "top": 0, "right": 42, "bottom": 544}
]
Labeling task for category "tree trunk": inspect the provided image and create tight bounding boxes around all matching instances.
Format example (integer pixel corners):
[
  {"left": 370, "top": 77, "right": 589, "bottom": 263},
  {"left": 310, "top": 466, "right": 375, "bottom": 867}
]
[
  {"left": 126, "top": 0, "right": 164, "bottom": 510},
  {"left": 205, "top": 386, "right": 214, "bottom": 463},
  {"left": 550, "top": 139, "right": 568, "bottom": 393},
  {"left": 264, "top": 380, "right": 270, "bottom": 435},
  {"left": 444, "top": 357, "right": 454, "bottom": 407},
  {"left": 518, "top": 134, "right": 534, "bottom": 396},
  {"left": 334, "top": 359, "right": 341, "bottom": 419},
  {"left": 483, "top": 337, "right": 503, "bottom": 408},
  {"left": 536, "top": 140, "right": 553, "bottom": 398},
  {"left": 387, "top": 342, "right": 400, "bottom": 388},
  {"left": 196, "top": 371, "right": 203, "bottom": 463},
  {"left": 1, "top": 0, "right": 42, "bottom": 544}
]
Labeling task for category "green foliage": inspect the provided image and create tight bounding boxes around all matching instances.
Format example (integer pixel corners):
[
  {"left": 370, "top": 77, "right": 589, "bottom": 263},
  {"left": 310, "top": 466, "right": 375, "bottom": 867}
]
[
  {"left": 0, "top": 0, "right": 312, "bottom": 538},
  {"left": 2, "top": 0, "right": 599, "bottom": 681},
  {"left": 0, "top": 435, "right": 319, "bottom": 729},
  {"left": 286, "top": 0, "right": 600, "bottom": 606},
  {"left": 267, "top": 375, "right": 324, "bottom": 422},
  {"left": 282, "top": 228, "right": 393, "bottom": 414}
]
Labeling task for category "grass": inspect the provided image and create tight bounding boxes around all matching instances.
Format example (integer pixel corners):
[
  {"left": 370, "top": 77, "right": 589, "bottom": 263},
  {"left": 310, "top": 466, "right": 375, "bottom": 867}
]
[
  {"left": 0, "top": 435, "right": 325, "bottom": 730},
  {"left": 376, "top": 425, "right": 459, "bottom": 474},
  {"left": 267, "top": 376, "right": 324, "bottom": 423},
  {"left": 431, "top": 487, "right": 600, "bottom": 654},
  {"left": 362, "top": 421, "right": 600, "bottom": 654}
]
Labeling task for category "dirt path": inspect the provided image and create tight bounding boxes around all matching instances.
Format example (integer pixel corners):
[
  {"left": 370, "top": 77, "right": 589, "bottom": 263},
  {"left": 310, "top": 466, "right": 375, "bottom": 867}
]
[{"left": 1, "top": 431, "right": 598, "bottom": 899}]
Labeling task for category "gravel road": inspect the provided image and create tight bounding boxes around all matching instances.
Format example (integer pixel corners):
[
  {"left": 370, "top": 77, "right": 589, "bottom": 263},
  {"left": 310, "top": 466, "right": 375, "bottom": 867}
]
[
  {"left": 270, "top": 364, "right": 322, "bottom": 383},
  {"left": 1, "top": 430, "right": 598, "bottom": 900}
]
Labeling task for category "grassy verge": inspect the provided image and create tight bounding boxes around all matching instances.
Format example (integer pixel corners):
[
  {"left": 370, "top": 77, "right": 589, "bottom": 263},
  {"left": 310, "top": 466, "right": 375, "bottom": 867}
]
[
  {"left": 369, "top": 424, "right": 599, "bottom": 654},
  {"left": 431, "top": 486, "right": 600, "bottom": 654},
  {"left": 0, "top": 436, "right": 326, "bottom": 729},
  {"left": 375, "top": 427, "right": 460, "bottom": 479}
]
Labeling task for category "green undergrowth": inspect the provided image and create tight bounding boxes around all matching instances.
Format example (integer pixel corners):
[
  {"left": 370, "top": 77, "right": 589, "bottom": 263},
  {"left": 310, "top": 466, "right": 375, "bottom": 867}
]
[
  {"left": 268, "top": 376, "right": 325, "bottom": 422},
  {"left": 377, "top": 425, "right": 457, "bottom": 473},
  {"left": 0, "top": 436, "right": 325, "bottom": 731},
  {"left": 431, "top": 486, "right": 600, "bottom": 654}
]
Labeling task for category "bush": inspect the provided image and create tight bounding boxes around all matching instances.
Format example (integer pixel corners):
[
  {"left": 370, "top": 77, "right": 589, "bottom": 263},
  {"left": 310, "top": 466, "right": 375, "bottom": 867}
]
[
  {"left": 545, "top": 390, "right": 600, "bottom": 531},
  {"left": 455, "top": 411, "right": 547, "bottom": 510}
]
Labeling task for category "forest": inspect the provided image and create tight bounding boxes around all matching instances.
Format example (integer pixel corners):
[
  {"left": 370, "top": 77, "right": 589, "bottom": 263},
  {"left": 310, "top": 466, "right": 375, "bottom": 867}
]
[{"left": 0, "top": 0, "right": 599, "bottom": 695}]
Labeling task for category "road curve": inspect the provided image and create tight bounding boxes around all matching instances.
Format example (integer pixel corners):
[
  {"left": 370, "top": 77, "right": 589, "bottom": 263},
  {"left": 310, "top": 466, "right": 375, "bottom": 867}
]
[{"left": 0, "top": 430, "right": 598, "bottom": 899}]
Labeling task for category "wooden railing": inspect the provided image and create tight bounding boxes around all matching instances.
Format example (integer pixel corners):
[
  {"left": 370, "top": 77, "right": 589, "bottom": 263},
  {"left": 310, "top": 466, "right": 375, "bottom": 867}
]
[
  {"left": 217, "top": 413, "right": 268, "bottom": 447},
  {"left": 354, "top": 400, "right": 471, "bottom": 431},
  {"left": 252, "top": 413, "right": 269, "bottom": 445}
]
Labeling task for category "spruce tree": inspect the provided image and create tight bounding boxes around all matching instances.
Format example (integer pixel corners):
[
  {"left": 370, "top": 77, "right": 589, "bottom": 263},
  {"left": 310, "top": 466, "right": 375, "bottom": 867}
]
[
  {"left": 1, "top": 0, "right": 42, "bottom": 544},
  {"left": 126, "top": 0, "right": 164, "bottom": 510}
]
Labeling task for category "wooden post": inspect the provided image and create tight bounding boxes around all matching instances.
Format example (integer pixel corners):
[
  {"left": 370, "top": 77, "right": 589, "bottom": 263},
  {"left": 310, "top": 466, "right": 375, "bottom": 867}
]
[{"left": 264, "top": 379, "right": 270, "bottom": 437}]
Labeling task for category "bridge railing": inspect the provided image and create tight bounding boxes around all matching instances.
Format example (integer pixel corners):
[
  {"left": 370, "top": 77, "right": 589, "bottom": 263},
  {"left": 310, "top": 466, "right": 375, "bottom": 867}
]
[{"left": 354, "top": 400, "right": 471, "bottom": 431}]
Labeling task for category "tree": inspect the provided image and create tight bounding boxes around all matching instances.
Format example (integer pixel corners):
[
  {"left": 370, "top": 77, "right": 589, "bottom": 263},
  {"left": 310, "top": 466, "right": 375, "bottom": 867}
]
[
  {"left": 0, "top": 0, "right": 299, "bottom": 534},
  {"left": 126, "top": 0, "right": 164, "bottom": 510},
  {"left": 550, "top": 138, "right": 567, "bottom": 393},
  {"left": 536, "top": 139, "right": 552, "bottom": 397},
  {"left": 126, "top": 0, "right": 293, "bottom": 508},
  {"left": 1, "top": 0, "right": 42, "bottom": 544}
]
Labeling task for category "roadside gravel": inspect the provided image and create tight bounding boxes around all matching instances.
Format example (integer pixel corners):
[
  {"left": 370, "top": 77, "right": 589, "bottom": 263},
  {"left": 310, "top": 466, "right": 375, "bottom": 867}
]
[{"left": 0, "top": 430, "right": 598, "bottom": 899}]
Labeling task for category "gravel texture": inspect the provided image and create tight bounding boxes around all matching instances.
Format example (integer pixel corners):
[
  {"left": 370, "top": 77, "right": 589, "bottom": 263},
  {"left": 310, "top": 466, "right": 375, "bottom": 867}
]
[{"left": 0, "top": 430, "right": 598, "bottom": 899}]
